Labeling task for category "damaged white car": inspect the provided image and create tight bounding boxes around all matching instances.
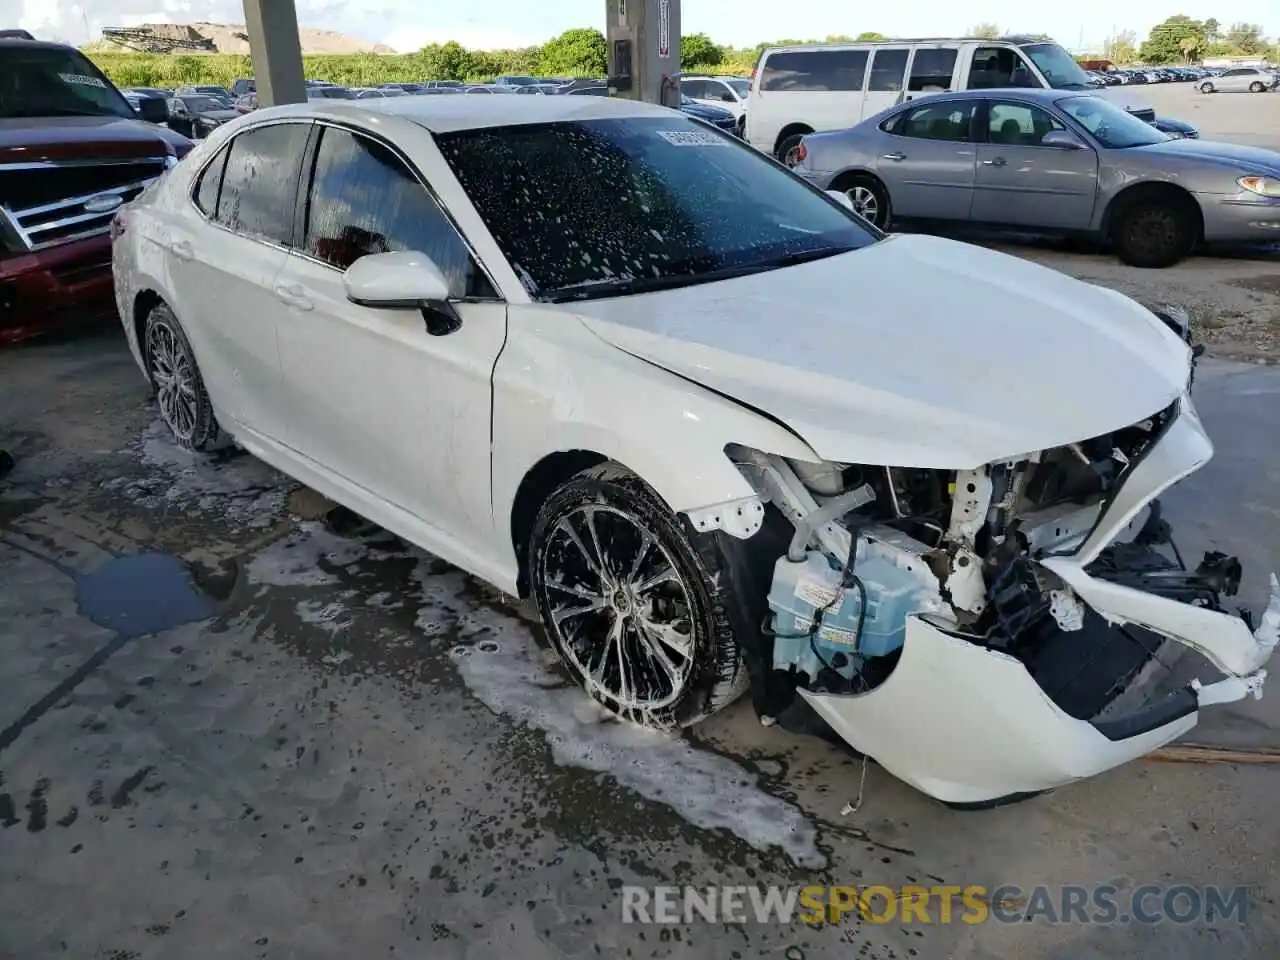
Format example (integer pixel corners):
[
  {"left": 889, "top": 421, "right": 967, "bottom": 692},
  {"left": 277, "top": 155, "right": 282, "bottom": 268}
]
[{"left": 113, "top": 95, "right": 1280, "bottom": 806}]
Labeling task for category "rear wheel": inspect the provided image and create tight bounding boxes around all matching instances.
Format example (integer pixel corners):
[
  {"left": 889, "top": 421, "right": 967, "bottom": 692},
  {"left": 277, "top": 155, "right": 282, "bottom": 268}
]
[
  {"left": 1111, "top": 193, "right": 1198, "bottom": 268},
  {"left": 775, "top": 133, "right": 809, "bottom": 167},
  {"left": 143, "top": 303, "right": 223, "bottom": 451},
  {"left": 528, "top": 463, "right": 748, "bottom": 729},
  {"left": 1249, "top": 81, "right": 1266, "bottom": 93},
  {"left": 837, "top": 174, "right": 891, "bottom": 230}
]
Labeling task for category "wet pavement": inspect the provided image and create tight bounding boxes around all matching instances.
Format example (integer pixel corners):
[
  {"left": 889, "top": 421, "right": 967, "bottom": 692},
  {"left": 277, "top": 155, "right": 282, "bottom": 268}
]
[{"left": 2, "top": 329, "right": 1279, "bottom": 959}]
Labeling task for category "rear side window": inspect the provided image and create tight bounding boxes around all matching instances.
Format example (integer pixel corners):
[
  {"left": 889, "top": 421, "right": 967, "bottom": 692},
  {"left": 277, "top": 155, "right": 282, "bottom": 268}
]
[
  {"left": 909, "top": 49, "right": 958, "bottom": 91},
  {"left": 302, "top": 126, "right": 489, "bottom": 298},
  {"left": 867, "top": 49, "right": 910, "bottom": 92},
  {"left": 192, "top": 147, "right": 228, "bottom": 216},
  {"left": 680, "top": 78, "right": 707, "bottom": 99},
  {"left": 215, "top": 122, "right": 310, "bottom": 245},
  {"left": 897, "top": 101, "right": 976, "bottom": 141},
  {"left": 760, "top": 50, "right": 869, "bottom": 92}
]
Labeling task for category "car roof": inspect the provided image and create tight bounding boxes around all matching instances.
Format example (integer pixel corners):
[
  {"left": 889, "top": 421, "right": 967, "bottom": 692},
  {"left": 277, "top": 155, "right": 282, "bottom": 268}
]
[
  {"left": 249, "top": 94, "right": 680, "bottom": 133},
  {"left": 898, "top": 88, "right": 1087, "bottom": 106}
]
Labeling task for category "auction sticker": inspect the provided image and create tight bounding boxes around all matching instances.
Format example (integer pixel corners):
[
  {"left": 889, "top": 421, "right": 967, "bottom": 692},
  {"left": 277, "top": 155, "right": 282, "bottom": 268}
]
[
  {"left": 656, "top": 129, "right": 730, "bottom": 146},
  {"left": 59, "top": 73, "right": 108, "bottom": 88}
]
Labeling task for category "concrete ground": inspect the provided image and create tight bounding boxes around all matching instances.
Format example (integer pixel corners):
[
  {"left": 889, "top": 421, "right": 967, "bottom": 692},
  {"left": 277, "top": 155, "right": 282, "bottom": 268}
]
[{"left": 2, "top": 318, "right": 1279, "bottom": 960}]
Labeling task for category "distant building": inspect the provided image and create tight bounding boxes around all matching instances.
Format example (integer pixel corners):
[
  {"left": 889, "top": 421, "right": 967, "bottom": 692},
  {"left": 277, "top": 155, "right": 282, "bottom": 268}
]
[{"left": 1202, "top": 55, "right": 1271, "bottom": 69}]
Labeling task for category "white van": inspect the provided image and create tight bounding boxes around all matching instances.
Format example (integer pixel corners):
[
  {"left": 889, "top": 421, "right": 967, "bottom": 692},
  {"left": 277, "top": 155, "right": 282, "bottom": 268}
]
[{"left": 745, "top": 37, "right": 1157, "bottom": 163}]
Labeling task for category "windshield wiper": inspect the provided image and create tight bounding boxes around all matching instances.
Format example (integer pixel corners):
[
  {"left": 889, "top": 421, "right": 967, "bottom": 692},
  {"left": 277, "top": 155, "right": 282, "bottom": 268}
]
[{"left": 543, "top": 246, "right": 857, "bottom": 303}]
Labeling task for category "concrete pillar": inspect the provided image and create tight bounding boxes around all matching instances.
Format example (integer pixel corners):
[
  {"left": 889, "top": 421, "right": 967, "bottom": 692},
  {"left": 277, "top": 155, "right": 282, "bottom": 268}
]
[
  {"left": 606, "top": 0, "right": 681, "bottom": 106},
  {"left": 243, "top": 0, "right": 307, "bottom": 106}
]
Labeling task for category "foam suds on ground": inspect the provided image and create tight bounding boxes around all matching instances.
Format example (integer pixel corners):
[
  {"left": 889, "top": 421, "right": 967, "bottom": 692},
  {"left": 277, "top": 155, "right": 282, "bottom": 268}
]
[
  {"left": 246, "top": 521, "right": 372, "bottom": 587},
  {"left": 414, "top": 562, "right": 827, "bottom": 869},
  {"left": 103, "top": 419, "right": 290, "bottom": 528}
]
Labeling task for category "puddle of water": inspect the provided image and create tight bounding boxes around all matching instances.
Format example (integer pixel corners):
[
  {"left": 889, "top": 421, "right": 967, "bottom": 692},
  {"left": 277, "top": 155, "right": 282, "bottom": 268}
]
[
  {"left": 418, "top": 564, "right": 827, "bottom": 869},
  {"left": 75, "top": 552, "right": 211, "bottom": 638}
]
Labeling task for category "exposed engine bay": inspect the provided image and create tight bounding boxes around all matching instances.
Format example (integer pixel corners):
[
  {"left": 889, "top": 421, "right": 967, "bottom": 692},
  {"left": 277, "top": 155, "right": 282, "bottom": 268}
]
[{"left": 718, "top": 384, "right": 1280, "bottom": 805}]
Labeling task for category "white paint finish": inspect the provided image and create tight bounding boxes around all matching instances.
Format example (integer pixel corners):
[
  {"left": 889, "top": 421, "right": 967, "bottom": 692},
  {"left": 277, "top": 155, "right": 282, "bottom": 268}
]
[
  {"left": 572, "top": 234, "right": 1190, "bottom": 469},
  {"left": 800, "top": 615, "right": 1200, "bottom": 804},
  {"left": 342, "top": 250, "right": 451, "bottom": 304},
  {"left": 1044, "top": 555, "right": 1277, "bottom": 678}
]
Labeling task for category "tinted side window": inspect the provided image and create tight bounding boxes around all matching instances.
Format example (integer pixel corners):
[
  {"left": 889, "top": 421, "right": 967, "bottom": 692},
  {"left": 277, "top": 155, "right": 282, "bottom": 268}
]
[
  {"left": 909, "top": 49, "right": 958, "bottom": 91},
  {"left": 760, "top": 50, "right": 868, "bottom": 92},
  {"left": 680, "top": 79, "right": 707, "bottom": 98},
  {"left": 898, "top": 101, "right": 976, "bottom": 141},
  {"left": 988, "top": 101, "right": 1066, "bottom": 146},
  {"left": 303, "top": 126, "right": 488, "bottom": 299},
  {"left": 215, "top": 123, "right": 310, "bottom": 244},
  {"left": 970, "top": 47, "right": 1041, "bottom": 89},
  {"left": 193, "top": 146, "right": 228, "bottom": 217},
  {"left": 867, "top": 49, "right": 909, "bottom": 92}
]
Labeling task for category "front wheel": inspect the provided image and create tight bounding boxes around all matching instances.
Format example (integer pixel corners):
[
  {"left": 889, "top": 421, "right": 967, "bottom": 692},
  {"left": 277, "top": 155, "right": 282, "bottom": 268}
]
[
  {"left": 1112, "top": 196, "right": 1197, "bottom": 268},
  {"left": 1199, "top": 82, "right": 1214, "bottom": 94},
  {"left": 1249, "top": 81, "right": 1266, "bottom": 93},
  {"left": 528, "top": 463, "right": 748, "bottom": 729}
]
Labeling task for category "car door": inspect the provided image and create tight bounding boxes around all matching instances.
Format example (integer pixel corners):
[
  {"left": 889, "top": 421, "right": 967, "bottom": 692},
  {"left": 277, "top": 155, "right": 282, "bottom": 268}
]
[
  {"left": 970, "top": 99, "right": 1099, "bottom": 230},
  {"left": 862, "top": 47, "right": 911, "bottom": 116},
  {"left": 875, "top": 99, "right": 978, "bottom": 220},
  {"left": 271, "top": 123, "right": 507, "bottom": 546},
  {"left": 162, "top": 121, "right": 310, "bottom": 437},
  {"left": 903, "top": 46, "right": 959, "bottom": 105}
]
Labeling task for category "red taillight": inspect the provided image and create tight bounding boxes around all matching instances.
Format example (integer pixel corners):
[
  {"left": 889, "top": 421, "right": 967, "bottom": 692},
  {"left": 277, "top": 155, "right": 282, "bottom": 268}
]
[
  {"left": 796, "top": 142, "right": 807, "bottom": 163},
  {"left": 109, "top": 213, "right": 126, "bottom": 240}
]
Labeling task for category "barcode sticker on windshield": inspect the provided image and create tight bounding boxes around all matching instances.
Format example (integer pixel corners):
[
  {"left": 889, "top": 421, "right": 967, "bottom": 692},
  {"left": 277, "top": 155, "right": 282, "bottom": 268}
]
[
  {"left": 656, "top": 129, "right": 729, "bottom": 146},
  {"left": 59, "top": 73, "right": 108, "bottom": 88}
]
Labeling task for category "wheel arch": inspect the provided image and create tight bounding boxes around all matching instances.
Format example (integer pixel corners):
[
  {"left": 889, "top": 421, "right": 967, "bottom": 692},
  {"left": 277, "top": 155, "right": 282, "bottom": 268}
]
[
  {"left": 773, "top": 122, "right": 815, "bottom": 155},
  {"left": 510, "top": 449, "right": 609, "bottom": 597},
  {"left": 132, "top": 289, "right": 165, "bottom": 363},
  {"left": 1101, "top": 180, "right": 1203, "bottom": 242},
  {"left": 828, "top": 168, "right": 884, "bottom": 193}
]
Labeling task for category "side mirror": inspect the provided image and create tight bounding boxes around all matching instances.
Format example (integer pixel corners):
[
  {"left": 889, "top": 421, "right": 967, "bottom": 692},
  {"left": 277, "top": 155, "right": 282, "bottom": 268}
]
[
  {"left": 1041, "top": 129, "right": 1086, "bottom": 150},
  {"left": 137, "top": 97, "right": 169, "bottom": 124},
  {"left": 343, "top": 251, "right": 461, "bottom": 336},
  {"left": 826, "top": 190, "right": 856, "bottom": 213}
]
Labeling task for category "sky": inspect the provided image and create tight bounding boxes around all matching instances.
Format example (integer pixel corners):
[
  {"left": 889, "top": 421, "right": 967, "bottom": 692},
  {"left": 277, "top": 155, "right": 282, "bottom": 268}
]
[{"left": 9, "top": 0, "right": 1280, "bottom": 54}]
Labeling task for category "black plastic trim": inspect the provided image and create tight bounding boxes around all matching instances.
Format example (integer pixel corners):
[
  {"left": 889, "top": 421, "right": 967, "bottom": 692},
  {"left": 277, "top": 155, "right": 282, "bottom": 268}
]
[{"left": 1090, "top": 685, "right": 1198, "bottom": 742}]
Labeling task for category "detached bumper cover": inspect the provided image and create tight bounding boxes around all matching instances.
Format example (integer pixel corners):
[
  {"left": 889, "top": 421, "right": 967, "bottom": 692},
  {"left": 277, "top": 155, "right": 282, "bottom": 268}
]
[{"left": 802, "top": 396, "right": 1279, "bottom": 804}]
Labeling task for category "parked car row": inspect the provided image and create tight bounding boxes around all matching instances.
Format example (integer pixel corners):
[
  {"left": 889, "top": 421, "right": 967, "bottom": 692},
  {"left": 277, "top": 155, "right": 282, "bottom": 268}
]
[{"left": 110, "top": 91, "right": 1280, "bottom": 808}]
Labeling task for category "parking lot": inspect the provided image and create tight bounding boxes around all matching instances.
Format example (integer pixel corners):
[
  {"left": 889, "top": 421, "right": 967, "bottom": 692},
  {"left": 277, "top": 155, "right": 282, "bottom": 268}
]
[{"left": 2, "top": 83, "right": 1280, "bottom": 959}]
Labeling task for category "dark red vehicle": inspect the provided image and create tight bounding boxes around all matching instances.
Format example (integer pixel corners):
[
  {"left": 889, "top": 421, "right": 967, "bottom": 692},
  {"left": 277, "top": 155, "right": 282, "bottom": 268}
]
[{"left": 1, "top": 35, "right": 193, "bottom": 345}]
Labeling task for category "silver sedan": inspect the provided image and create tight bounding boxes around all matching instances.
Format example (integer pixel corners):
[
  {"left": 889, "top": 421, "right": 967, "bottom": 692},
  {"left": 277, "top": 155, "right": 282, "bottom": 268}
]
[{"left": 793, "top": 88, "right": 1280, "bottom": 267}]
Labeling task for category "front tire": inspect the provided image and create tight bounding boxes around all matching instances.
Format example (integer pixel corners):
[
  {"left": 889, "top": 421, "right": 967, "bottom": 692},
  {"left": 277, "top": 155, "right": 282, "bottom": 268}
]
[
  {"left": 1199, "top": 81, "right": 1214, "bottom": 94},
  {"left": 1249, "top": 81, "right": 1266, "bottom": 93},
  {"left": 143, "top": 303, "right": 223, "bottom": 451},
  {"left": 528, "top": 463, "right": 748, "bottom": 729},
  {"left": 1111, "top": 194, "right": 1197, "bottom": 268}
]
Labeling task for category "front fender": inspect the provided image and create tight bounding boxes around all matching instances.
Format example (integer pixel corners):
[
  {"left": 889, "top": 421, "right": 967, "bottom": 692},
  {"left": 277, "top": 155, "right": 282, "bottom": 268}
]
[{"left": 491, "top": 309, "right": 820, "bottom": 577}]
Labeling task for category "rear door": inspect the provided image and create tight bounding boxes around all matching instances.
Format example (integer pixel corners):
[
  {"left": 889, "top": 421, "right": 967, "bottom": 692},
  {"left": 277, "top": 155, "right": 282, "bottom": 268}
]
[
  {"left": 875, "top": 99, "right": 978, "bottom": 220},
  {"left": 271, "top": 123, "right": 507, "bottom": 546},
  {"left": 970, "top": 99, "right": 1099, "bottom": 230},
  {"left": 903, "top": 46, "right": 960, "bottom": 105},
  {"left": 862, "top": 46, "right": 912, "bottom": 116},
  {"left": 165, "top": 121, "right": 311, "bottom": 437}
]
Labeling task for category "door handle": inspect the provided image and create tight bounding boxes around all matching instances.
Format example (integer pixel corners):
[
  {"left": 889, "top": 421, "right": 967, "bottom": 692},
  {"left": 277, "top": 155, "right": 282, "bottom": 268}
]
[
  {"left": 170, "top": 239, "right": 194, "bottom": 261},
  {"left": 274, "top": 283, "right": 314, "bottom": 311},
  {"left": 982, "top": 157, "right": 1008, "bottom": 167},
  {"left": 882, "top": 152, "right": 907, "bottom": 161}
]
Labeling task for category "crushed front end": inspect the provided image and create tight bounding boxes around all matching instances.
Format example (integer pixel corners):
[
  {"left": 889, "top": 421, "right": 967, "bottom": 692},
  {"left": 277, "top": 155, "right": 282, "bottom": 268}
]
[{"left": 720, "top": 390, "right": 1279, "bottom": 805}]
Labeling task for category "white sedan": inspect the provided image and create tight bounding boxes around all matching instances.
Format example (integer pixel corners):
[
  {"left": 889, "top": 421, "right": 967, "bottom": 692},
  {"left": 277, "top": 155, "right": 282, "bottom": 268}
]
[{"left": 112, "top": 95, "right": 1280, "bottom": 806}]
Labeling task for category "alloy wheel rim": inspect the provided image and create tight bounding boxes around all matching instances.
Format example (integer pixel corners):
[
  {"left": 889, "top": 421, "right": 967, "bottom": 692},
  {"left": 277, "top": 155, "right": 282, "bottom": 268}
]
[
  {"left": 850, "top": 186, "right": 879, "bottom": 224},
  {"left": 1128, "top": 208, "right": 1178, "bottom": 259},
  {"left": 540, "top": 504, "right": 696, "bottom": 712},
  {"left": 147, "top": 321, "right": 198, "bottom": 441},
  {"left": 783, "top": 144, "right": 802, "bottom": 167}
]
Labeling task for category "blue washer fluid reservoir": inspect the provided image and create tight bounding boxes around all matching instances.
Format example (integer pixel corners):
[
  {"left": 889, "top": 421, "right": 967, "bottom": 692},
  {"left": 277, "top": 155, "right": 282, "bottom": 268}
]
[{"left": 767, "top": 545, "right": 932, "bottom": 683}]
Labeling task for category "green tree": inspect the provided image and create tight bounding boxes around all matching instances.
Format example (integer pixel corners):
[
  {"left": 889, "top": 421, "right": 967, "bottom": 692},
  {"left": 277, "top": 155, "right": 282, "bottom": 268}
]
[
  {"left": 855, "top": 32, "right": 889, "bottom": 42},
  {"left": 1225, "top": 22, "right": 1266, "bottom": 54},
  {"left": 1203, "top": 18, "right": 1221, "bottom": 41},
  {"left": 968, "top": 23, "right": 1001, "bottom": 39},
  {"left": 539, "top": 27, "right": 607, "bottom": 76},
  {"left": 681, "top": 32, "right": 723, "bottom": 67},
  {"left": 1105, "top": 29, "right": 1138, "bottom": 64},
  {"left": 1139, "top": 15, "right": 1209, "bottom": 64}
]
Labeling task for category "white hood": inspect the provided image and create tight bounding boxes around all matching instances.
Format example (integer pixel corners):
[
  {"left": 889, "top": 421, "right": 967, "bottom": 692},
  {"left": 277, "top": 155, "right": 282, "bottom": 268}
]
[{"left": 571, "top": 234, "right": 1190, "bottom": 469}]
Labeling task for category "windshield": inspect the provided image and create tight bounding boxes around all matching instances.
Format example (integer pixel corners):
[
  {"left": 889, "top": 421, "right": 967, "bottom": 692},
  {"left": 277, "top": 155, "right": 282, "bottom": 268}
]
[
  {"left": 308, "top": 87, "right": 352, "bottom": 99},
  {"left": 726, "top": 79, "right": 749, "bottom": 97},
  {"left": 1059, "top": 96, "right": 1169, "bottom": 148},
  {"left": 501, "top": 76, "right": 537, "bottom": 86},
  {"left": 1021, "top": 42, "right": 1094, "bottom": 90},
  {"left": 435, "top": 116, "right": 877, "bottom": 301},
  {"left": 0, "top": 47, "right": 135, "bottom": 119}
]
